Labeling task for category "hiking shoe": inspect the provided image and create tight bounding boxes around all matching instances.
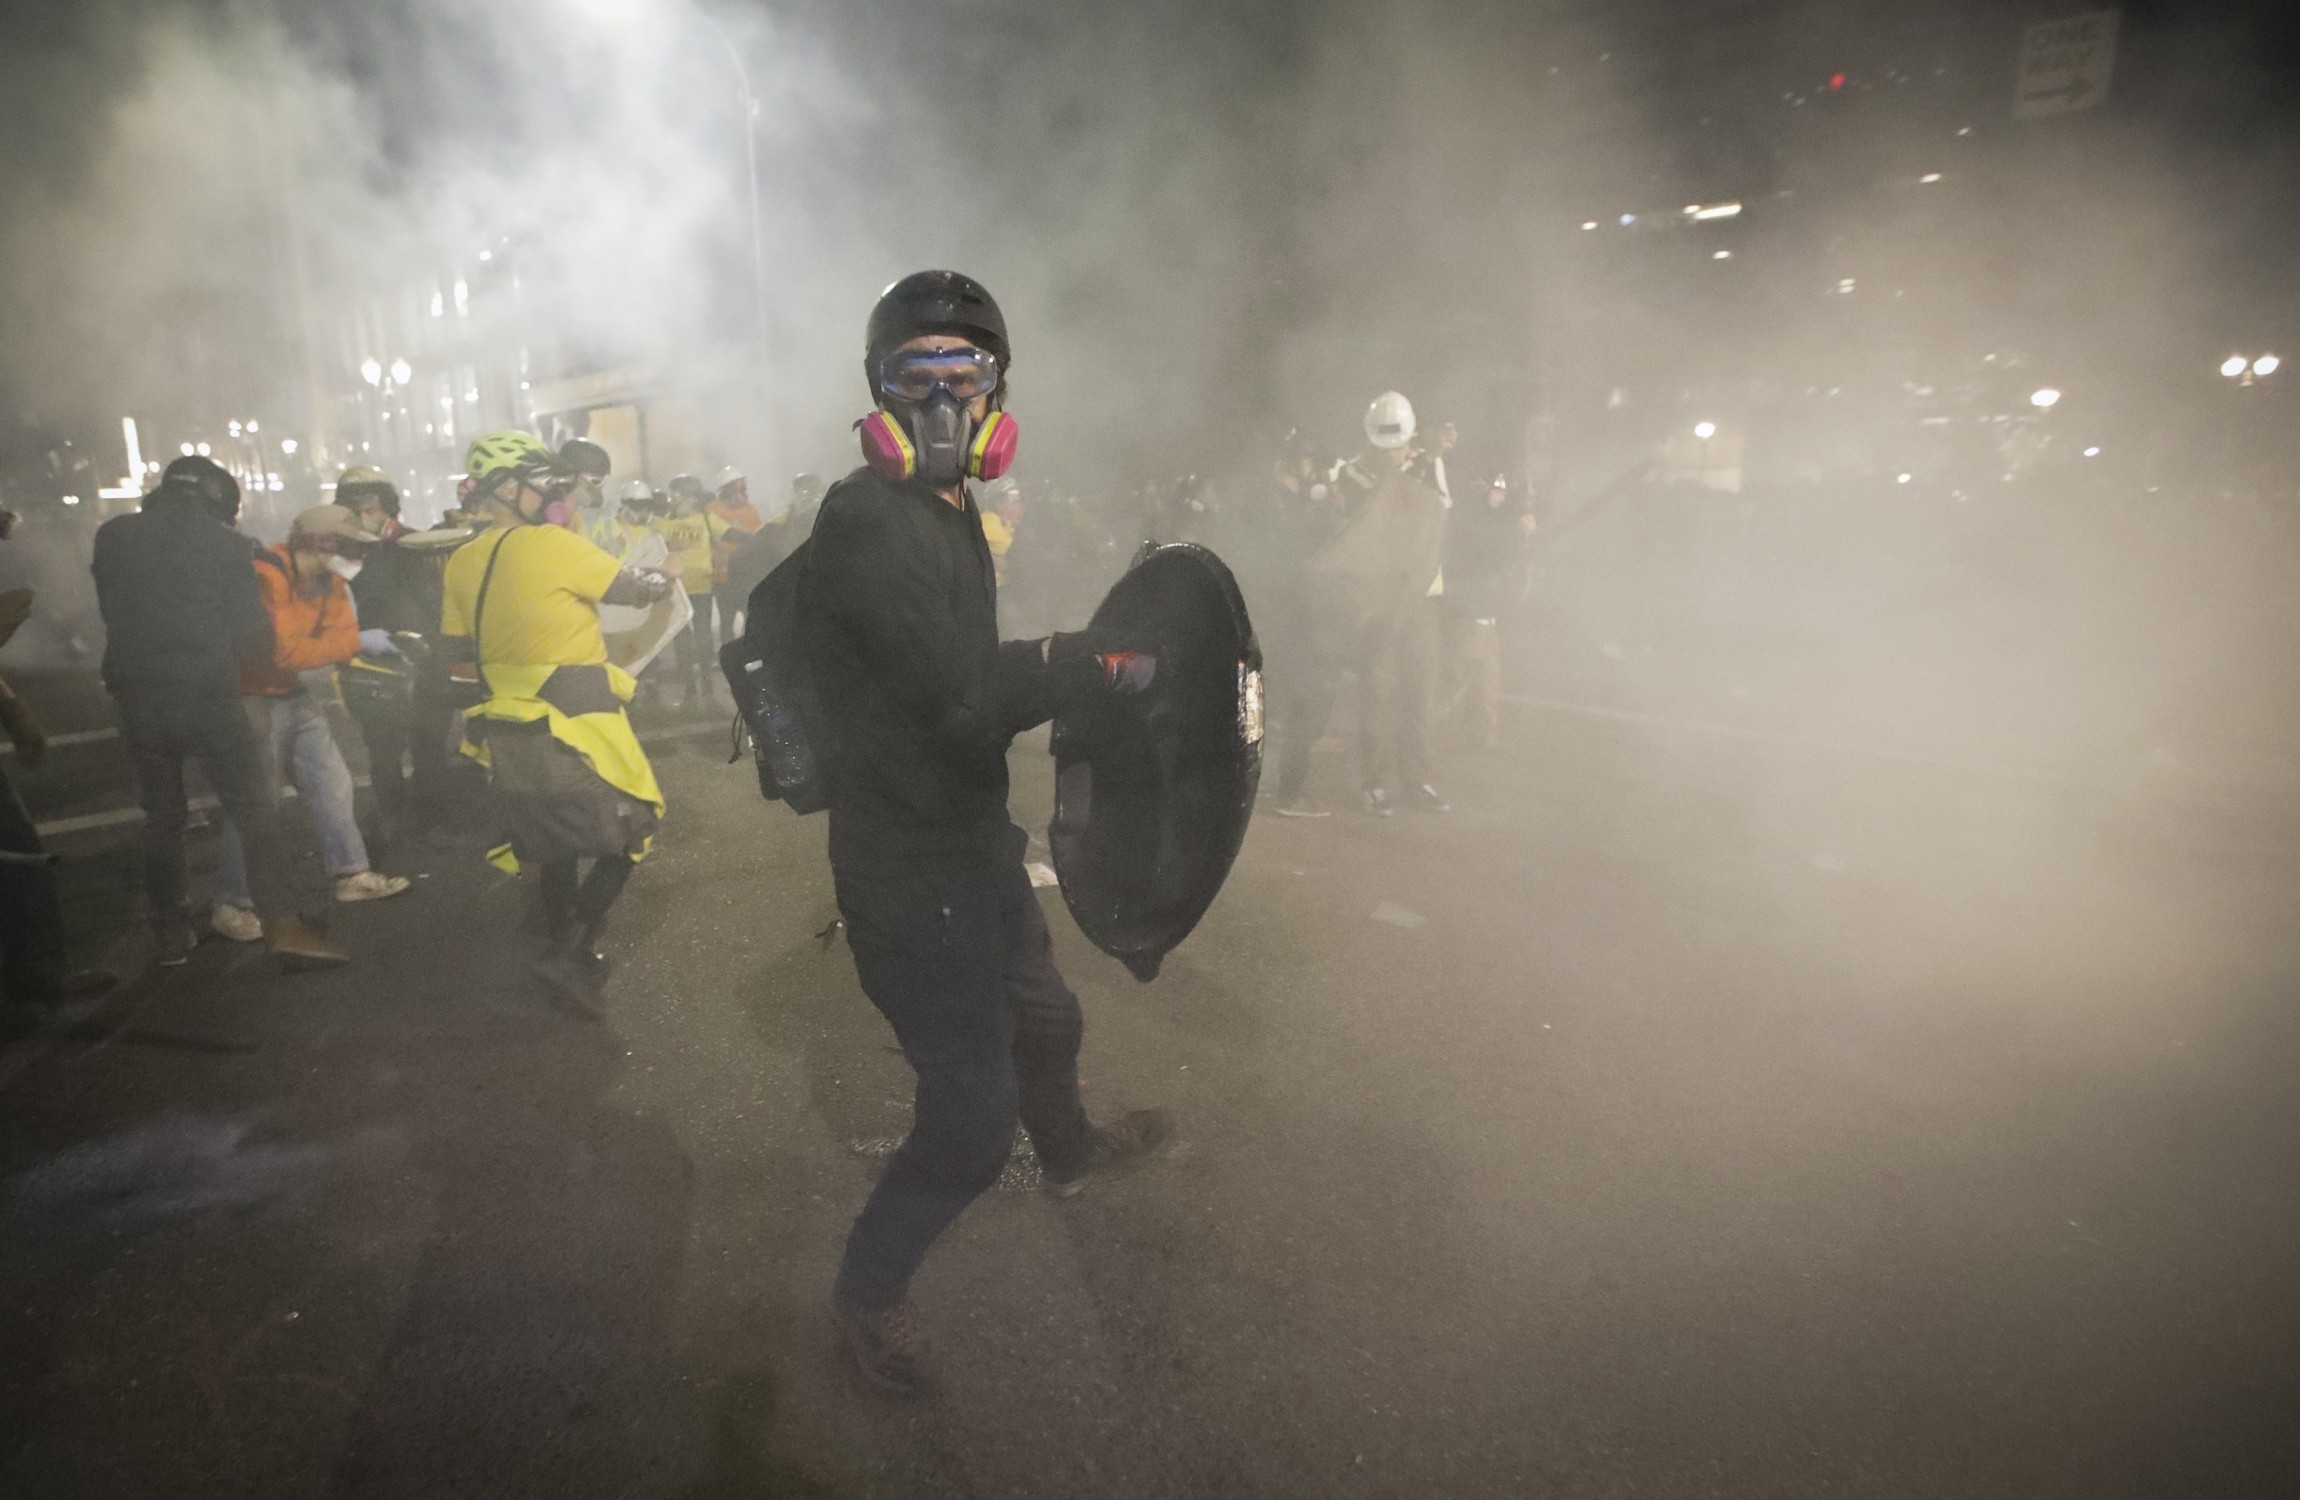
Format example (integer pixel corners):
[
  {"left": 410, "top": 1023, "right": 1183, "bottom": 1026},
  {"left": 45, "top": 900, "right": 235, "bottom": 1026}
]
[
  {"left": 267, "top": 918, "right": 350, "bottom": 972},
  {"left": 211, "top": 903, "right": 263, "bottom": 943},
  {"left": 334, "top": 870, "right": 410, "bottom": 903},
  {"left": 832, "top": 1290, "right": 936, "bottom": 1399},
  {"left": 154, "top": 920, "right": 197, "bottom": 968},
  {"left": 1361, "top": 786, "right": 1395, "bottom": 817},
  {"left": 1403, "top": 783, "right": 1451, "bottom": 815},
  {"left": 1272, "top": 796, "right": 1331, "bottom": 819},
  {"left": 1042, "top": 1108, "right": 1176, "bottom": 1199}
]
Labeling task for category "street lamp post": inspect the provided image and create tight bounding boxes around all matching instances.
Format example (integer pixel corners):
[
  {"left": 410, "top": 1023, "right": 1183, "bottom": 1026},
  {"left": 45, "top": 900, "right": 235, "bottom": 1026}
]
[
  {"left": 577, "top": 0, "right": 774, "bottom": 454},
  {"left": 684, "top": 6, "right": 774, "bottom": 444}
]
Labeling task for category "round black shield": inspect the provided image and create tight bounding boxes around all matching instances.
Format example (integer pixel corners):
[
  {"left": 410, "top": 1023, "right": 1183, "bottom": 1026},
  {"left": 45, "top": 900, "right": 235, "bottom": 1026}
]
[{"left": 1049, "top": 544, "right": 1264, "bottom": 981}]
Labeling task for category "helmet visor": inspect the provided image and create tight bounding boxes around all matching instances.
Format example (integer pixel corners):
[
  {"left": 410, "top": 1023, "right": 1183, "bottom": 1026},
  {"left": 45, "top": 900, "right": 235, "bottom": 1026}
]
[{"left": 877, "top": 346, "right": 1002, "bottom": 405}]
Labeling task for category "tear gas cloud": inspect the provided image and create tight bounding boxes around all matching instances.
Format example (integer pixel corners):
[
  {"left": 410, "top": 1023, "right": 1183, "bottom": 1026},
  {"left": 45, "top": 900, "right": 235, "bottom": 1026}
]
[{"left": 2, "top": 0, "right": 2297, "bottom": 778}]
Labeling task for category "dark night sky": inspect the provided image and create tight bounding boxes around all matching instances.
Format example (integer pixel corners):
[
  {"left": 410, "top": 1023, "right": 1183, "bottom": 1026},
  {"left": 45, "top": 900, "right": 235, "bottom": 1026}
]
[{"left": 0, "top": 0, "right": 2295, "bottom": 485}]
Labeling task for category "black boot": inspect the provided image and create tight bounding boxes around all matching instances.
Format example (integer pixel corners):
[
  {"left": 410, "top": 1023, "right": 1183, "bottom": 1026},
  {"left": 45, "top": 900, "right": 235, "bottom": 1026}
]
[{"left": 535, "top": 928, "right": 609, "bottom": 1019}]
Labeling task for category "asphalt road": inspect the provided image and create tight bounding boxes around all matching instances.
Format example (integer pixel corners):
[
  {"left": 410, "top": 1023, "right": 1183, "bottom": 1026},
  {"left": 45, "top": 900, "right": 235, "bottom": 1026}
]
[{"left": 3, "top": 688, "right": 2298, "bottom": 1498}]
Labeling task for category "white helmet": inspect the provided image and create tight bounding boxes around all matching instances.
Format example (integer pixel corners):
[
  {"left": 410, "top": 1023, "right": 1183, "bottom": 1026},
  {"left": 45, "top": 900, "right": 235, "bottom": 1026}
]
[
  {"left": 617, "top": 478, "right": 653, "bottom": 503},
  {"left": 712, "top": 466, "right": 745, "bottom": 492},
  {"left": 1364, "top": 390, "right": 1417, "bottom": 450}
]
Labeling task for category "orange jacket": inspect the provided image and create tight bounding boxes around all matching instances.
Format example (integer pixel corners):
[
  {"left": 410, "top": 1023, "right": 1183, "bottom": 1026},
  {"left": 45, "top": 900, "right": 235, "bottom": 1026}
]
[{"left": 240, "top": 544, "right": 359, "bottom": 696}]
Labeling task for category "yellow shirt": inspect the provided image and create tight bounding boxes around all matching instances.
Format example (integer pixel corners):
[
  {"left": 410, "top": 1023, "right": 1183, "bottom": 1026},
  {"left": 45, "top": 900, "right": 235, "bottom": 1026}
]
[
  {"left": 591, "top": 514, "right": 650, "bottom": 561},
  {"left": 442, "top": 522, "right": 623, "bottom": 669},
  {"left": 650, "top": 512, "right": 722, "bottom": 595}
]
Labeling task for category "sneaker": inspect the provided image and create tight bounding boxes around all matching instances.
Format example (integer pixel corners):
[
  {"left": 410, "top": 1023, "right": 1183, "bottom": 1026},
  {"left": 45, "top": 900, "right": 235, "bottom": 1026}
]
[
  {"left": 1403, "top": 783, "right": 1451, "bottom": 814},
  {"left": 832, "top": 1289, "right": 936, "bottom": 1398},
  {"left": 1362, "top": 787, "right": 1395, "bottom": 817},
  {"left": 154, "top": 920, "right": 197, "bottom": 968},
  {"left": 334, "top": 870, "right": 411, "bottom": 903},
  {"left": 1042, "top": 1108, "right": 1176, "bottom": 1199},
  {"left": 267, "top": 917, "right": 350, "bottom": 972},
  {"left": 1272, "top": 796, "right": 1331, "bottom": 819},
  {"left": 211, "top": 903, "right": 264, "bottom": 943}
]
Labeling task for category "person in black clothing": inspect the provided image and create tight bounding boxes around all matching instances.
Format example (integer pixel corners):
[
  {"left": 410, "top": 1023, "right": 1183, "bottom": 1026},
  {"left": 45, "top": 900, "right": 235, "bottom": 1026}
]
[
  {"left": 718, "top": 472, "right": 825, "bottom": 635},
  {"left": 805, "top": 270, "right": 1171, "bottom": 1397},
  {"left": 89, "top": 457, "right": 346, "bottom": 969},
  {"left": 337, "top": 466, "right": 453, "bottom": 844}
]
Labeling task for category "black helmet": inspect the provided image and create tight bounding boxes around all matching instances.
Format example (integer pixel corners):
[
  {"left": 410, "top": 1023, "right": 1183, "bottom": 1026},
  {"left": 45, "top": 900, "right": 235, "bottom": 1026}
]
[
  {"left": 559, "top": 437, "right": 611, "bottom": 479},
  {"left": 157, "top": 454, "right": 240, "bottom": 522},
  {"left": 865, "top": 270, "right": 1009, "bottom": 388}
]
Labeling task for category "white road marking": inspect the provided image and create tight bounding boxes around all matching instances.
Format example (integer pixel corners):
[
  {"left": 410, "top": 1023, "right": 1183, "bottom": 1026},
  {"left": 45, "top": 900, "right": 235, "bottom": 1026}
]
[{"left": 0, "top": 727, "right": 119, "bottom": 755}]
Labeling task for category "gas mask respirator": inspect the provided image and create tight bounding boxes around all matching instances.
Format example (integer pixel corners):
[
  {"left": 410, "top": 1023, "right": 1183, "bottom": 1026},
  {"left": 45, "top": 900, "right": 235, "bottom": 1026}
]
[{"left": 856, "top": 344, "right": 1017, "bottom": 487}]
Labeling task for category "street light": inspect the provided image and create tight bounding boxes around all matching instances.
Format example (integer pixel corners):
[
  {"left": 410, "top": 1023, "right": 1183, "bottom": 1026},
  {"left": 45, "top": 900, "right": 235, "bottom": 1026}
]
[
  {"left": 2029, "top": 388, "right": 2061, "bottom": 409},
  {"left": 360, "top": 357, "right": 383, "bottom": 386},
  {"left": 2254, "top": 354, "right": 2281, "bottom": 378},
  {"left": 2220, "top": 354, "right": 2249, "bottom": 379},
  {"left": 1693, "top": 421, "right": 1717, "bottom": 440},
  {"left": 389, "top": 357, "right": 412, "bottom": 386}
]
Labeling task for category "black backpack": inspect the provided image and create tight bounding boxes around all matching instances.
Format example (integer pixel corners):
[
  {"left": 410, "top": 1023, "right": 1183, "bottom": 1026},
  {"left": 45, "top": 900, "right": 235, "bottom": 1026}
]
[{"left": 719, "top": 538, "right": 830, "bottom": 814}]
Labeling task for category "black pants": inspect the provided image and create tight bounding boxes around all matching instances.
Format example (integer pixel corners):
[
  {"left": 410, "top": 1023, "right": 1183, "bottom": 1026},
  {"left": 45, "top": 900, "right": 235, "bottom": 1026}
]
[
  {"left": 113, "top": 689, "right": 302, "bottom": 928},
  {"left": 539, "top": 854, "right": 635, "bottom": 943},
  {"left": 346, "top": 683, "right": 456, "bottom": 832},
  {"left": 347, "top": 694, "right": 412, "bottom": 833},
  {"left": 0, "top": 760, "right": 67, "bottom": 1005},
  {"left": 833, "top": 826, "right": 1092, "bottom": 1304}
]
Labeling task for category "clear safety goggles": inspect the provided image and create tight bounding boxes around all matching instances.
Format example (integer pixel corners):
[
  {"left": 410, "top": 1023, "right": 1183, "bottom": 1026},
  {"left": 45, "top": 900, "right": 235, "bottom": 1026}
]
[{"left": 876, "top": 345, "right": 1002, "bottom": 404}]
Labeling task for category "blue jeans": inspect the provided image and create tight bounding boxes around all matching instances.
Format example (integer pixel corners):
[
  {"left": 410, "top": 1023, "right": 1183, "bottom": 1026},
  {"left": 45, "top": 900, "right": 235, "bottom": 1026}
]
[{"left": 215, "top": 693, "right": 369, "bottom": 910}]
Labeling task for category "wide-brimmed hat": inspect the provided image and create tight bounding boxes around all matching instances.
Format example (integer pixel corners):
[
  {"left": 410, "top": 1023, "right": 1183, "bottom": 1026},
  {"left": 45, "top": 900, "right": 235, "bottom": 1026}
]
[{"left": 290, "top": 504, "right": 371, "bottom": 543}]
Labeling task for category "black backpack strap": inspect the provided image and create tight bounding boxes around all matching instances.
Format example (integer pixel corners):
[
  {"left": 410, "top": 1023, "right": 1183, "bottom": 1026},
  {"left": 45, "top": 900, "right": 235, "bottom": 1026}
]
[{"left": 470, "top": 527, "right": 514, "bottom": 665}]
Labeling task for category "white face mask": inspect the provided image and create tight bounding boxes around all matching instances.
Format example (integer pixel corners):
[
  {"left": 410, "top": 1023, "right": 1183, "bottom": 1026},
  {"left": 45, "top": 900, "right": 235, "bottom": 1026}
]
[{"left": 325, "top": 554, "right": 364, "bottom": 582}]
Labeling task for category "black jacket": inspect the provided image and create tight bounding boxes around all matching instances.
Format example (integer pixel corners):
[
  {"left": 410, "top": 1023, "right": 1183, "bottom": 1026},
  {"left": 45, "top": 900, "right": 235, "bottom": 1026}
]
[
  {"left": 350, "top": 536, "right": 445, "bottom": 637},
  {"left": 803, "top": 469, "right": 1079, "bottom": 873},
  {"left": 91, "top": 492, "right": 272, "bottom": 700},
  {"left": 721, "top": 514, "right": 801, "bottom": 622}
]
